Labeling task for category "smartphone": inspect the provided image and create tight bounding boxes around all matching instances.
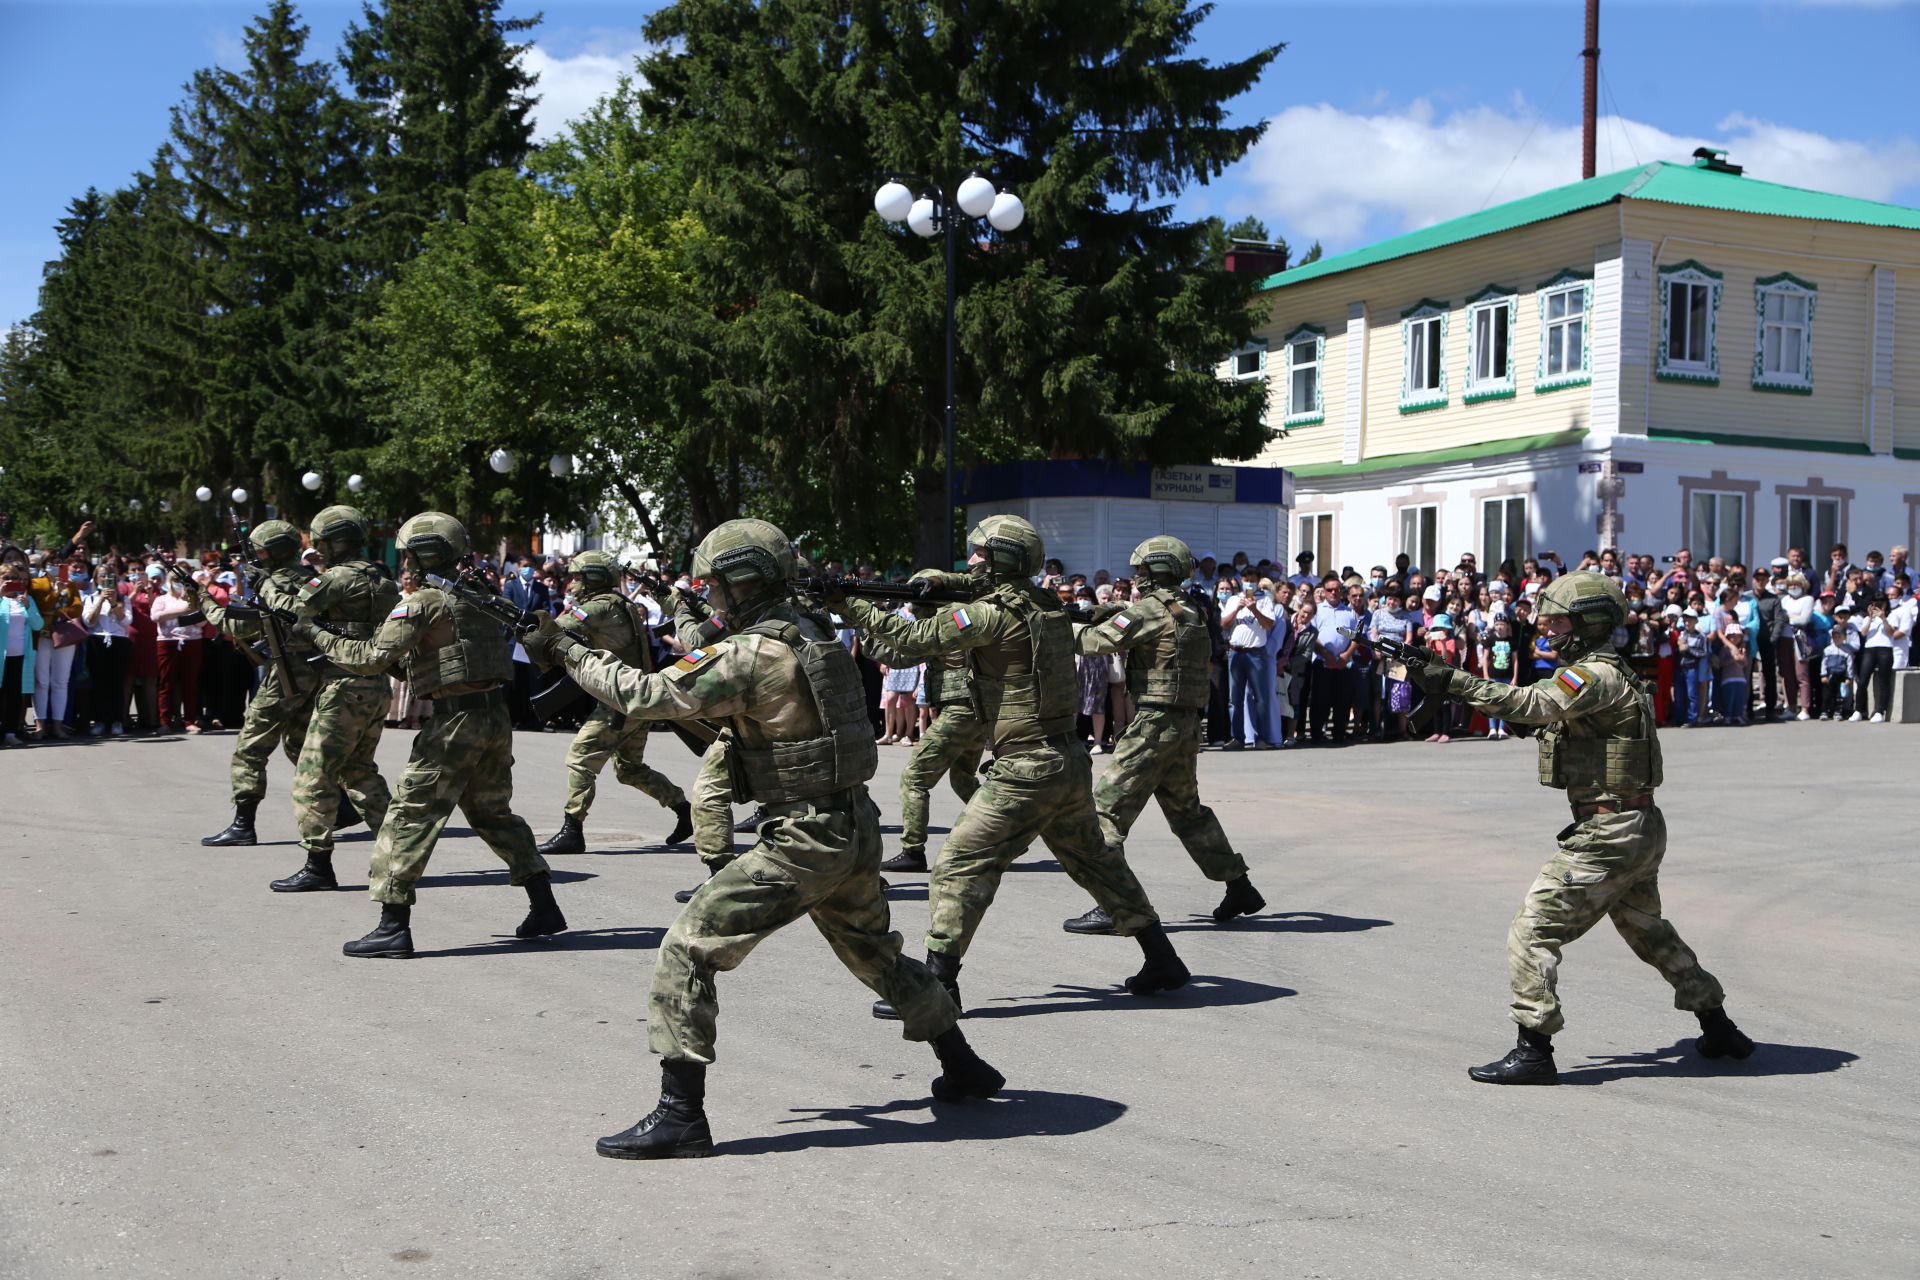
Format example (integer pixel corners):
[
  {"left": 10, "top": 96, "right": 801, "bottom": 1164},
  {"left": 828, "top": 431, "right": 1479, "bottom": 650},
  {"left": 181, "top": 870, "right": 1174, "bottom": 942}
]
[{"left": 58, "top": 564, "right": 70, "bottom": 584}]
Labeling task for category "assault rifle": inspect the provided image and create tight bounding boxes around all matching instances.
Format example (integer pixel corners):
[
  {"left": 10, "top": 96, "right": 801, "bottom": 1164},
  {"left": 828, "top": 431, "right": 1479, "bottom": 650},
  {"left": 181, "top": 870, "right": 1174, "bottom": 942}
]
[
  {"left": 1338, "top": 625, "right": 1443, "bottom": 734},
  {"left": 800, "top": 574, "right": 1100, "bottom": 622},
  {"left": 429, "top": 570, "right": 716, "bottom": 755}
]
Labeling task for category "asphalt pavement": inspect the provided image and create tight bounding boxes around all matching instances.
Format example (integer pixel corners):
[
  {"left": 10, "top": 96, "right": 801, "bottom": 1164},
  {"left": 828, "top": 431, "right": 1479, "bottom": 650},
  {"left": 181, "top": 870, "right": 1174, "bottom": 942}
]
[{"left": 1, "top": 718, "right": 1913, "bottom": 1279}]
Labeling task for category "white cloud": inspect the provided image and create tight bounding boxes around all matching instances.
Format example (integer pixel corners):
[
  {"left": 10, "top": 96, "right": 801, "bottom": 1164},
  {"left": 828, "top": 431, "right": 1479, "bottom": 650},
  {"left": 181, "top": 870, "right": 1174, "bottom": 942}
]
[
  {"left": 519, "top": 38, "right": 650, "bottom": 141},
  {"left": 1238, "top": 99, "right": 1920, "bottom": 252}
]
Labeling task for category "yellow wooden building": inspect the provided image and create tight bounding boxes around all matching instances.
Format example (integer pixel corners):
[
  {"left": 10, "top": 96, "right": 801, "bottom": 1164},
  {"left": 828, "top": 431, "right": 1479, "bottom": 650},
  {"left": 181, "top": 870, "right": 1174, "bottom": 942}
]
[{"left": 1234, "top": 153, "right": 1920, "bottom": 576}]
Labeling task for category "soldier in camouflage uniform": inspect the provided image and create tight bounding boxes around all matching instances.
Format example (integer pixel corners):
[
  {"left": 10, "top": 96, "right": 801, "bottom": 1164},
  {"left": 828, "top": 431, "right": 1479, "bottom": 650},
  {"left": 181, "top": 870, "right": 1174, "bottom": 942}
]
[
  {"left": 838, "top": 515, "right": 1190, "bottom": 1016},
  {"left": 304, "top": 512, "right": 565, "bottom": 958},
  {"left": 1406, "top": 571, "right": 1755, "bottom": 1084},
  {"left": 524, "top": 518, "right": 1000, "bottom": 1159},
  {"left": 270, "top": 507, "right": 396, "bottom": 894},
  {"left": 872, "top": 572, "right": 984, "bottom": 875},
  {"left": 1063, "top": 535, "right": 1266, "bottom": 932},
  {"left": 534, "top": 552, "right": 694, "bottom": 857},
  {"left": 195, "top": 521, "right": 320, "bottom": 847}
]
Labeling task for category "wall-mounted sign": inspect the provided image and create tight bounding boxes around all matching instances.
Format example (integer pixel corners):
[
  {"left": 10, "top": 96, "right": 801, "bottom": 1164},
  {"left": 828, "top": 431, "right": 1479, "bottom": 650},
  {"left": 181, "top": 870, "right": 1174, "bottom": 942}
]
[{"left": 1150, "top": 466, "right": 1237, "bottom": 503}]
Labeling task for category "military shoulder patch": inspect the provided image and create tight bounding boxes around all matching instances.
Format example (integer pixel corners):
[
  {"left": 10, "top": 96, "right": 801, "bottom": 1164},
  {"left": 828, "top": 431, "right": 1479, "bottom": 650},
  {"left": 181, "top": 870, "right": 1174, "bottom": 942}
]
[
  {"left": 1555, "top": 666, "right": 1592, "bottom": 695},
  {"left": 674, "top": 646, "right": 718, "bottom": 673},
  {"left": 307, "top": 576, "right": 324, "bottom": 588},
  {"left": 951, "top": 607, "right": 972, "bottom": 630},
  {"left": 570, "top": 605, "right": 589, "bottom": 621},
  {"left": 387, "top": 604, "right": 411, "bottom": 620},
  {"left": 1109, "top": 612, "right": 1133, "bottom": 631}
]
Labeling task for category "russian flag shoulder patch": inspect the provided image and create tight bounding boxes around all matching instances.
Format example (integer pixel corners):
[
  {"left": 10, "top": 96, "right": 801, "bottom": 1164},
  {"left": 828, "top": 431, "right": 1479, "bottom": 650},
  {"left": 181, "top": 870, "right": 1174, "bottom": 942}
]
[
  {"left": 1111, "top": 613, "right": 1132, "bottom": 631},
  {"left": 674, "top": 646, "right": 717, "bottom": 673},
  {"left": 1555, "top": 666, "right": 1590, "bottom": 695},
  {"left": 951, "top": 607, "right": 972, "bottom": 630},
  {"left": 570, "top": 605, "right": 588, "bottom": 621},
  {"left": 388, "top": 604, "right": 411, "bottom": 620}
]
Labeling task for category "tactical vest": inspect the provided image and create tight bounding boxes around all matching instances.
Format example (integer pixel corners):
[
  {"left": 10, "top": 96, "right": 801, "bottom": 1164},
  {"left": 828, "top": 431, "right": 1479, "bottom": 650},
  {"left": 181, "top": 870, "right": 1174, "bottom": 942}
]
[
  {"left": 968, "top": 582, "right": 1076, "bottom": 747},
  {"left": 262, "top": 567, "right": 323, "bottom": 664},
  {"left": 1126, "top": 587, "right": 1213, "bottom": 710},
  {"left": 728, "top": 616, "right": 877, "bottom": 803},
  {"left": 573, "top": 590, "right": 651, "bottom": 669},
  {"left": 1537, "top": 653, "right": 1664, "bottom": 792},
  {"left": 307, "top": 560, "right": 400, "bottom": 639},
  {"left": 922, "top": 649, "right": 970, "bottom": 706},
  {"left": 406, "top": 589, "right": 516, "bottom": 697}
]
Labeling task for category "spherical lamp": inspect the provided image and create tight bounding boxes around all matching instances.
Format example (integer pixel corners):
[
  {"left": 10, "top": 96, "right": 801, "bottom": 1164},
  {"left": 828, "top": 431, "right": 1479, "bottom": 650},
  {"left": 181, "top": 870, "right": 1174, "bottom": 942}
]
[
  {"left": 195, "top": 486, "right": 213, "bottom": 502},
  {"left": 231, "top": 488, "right": 248, "bottom": 504},
  {"left": 548, "top": 454, "right": 573, "bottom": 478},
  {"left": 956, "top": 174, "right": 997, "bottom": 218},
  {"left": 488, "top": 448, "right": 516, "bottom": 474},
  {"left": 907, "top": 197, "right": 939, "bottom": 239},
  {"left": 346, "top": 474, "right": 365, "bottom": 494},
  {"left": 300, "top": 471, "right": 322, "bottom": 492},
  {"left": 987, "top": 191, "right": 1026, "bottom": 232},
  {"left": 873, "top": 181, "right": 914, "bottom": 223}
]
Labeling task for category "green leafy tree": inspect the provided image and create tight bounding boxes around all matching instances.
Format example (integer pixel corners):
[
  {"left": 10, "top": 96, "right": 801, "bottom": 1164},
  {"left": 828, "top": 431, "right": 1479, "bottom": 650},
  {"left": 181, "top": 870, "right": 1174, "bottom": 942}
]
[{"left": 636, "top": 0, "right": 1284, "bottom": 566}]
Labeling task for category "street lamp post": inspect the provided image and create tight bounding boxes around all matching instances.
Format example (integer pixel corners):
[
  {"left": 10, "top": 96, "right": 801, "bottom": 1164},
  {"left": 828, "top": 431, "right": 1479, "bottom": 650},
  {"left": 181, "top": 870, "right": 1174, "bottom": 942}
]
[{"left": 873, "top": 172, "right": 1024, "bottom": 565}]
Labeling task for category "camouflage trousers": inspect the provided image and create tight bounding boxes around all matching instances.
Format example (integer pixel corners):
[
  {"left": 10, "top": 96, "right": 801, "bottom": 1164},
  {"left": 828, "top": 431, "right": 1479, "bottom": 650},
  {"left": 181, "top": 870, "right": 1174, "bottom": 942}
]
[
  {"left": 926, "top": 739, "right": 1159, "bottom": 958},
  {"left": 649, "top": 785, "right": 957, "bottom": 1063},
  {"left": 229, "top": 676, "right": 316, "bottom": 805},
  {"left": 690, "top": 739, "right": 737, "bottom": 870},
  {"left": 293, "top": 676, "right": 392, "bottom": 858},
  {"left": 368, "top": 698, "right": 549, "bottom": 906},
  {"left": 561, "top": 707, "right": 687, "bottom": 819},
  {"left": 899, "top": 702, "right": 984, "bottom": 857},
  {"left": 1095, "top": 705, "right": 1246, "bottom": 882},
  {"left": 1509, "top": 805, "right": 1725, "bottom": 1035}
]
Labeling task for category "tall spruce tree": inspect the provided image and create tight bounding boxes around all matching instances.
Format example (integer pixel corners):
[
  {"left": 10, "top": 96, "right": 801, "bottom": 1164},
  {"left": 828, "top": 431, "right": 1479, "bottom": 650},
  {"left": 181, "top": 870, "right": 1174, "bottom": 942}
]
[
  {"left": 638, "top": 0, "right": 1283, "bottom": 565},
  {"left": 165, "top": 0, "right": 368, "bottom": 522}
]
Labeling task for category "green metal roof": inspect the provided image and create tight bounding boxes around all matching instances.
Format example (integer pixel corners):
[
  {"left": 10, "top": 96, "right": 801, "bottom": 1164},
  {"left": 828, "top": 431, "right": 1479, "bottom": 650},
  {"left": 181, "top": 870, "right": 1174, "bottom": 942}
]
[{"left": 1262, "top": 160, "right": 1920, "bottom": 291}]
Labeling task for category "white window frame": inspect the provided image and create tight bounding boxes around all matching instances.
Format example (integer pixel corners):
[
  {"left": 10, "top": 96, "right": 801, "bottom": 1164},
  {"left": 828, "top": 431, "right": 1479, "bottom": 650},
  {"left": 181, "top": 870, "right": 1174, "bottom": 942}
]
[
  {"left": 1787, "top": 495, "right": 1840, "bottom": 559},
  {"left": 1399, "top": 299, "right": 1449, "bottom": 413},
  {"left": 1464, "top": 285, "right": 1517, "bottom": 403},
  {"left": 1482, "top": 495, "right": 1529, "bottom": 570},
  {"left": 1658, "top": 260, "right": 1722, "bottom": 385},
  {"left": 1281, "top": 324, "right": 1325, "bottom": 426},
  {"left": 1398, "top": 504, "right": 1438, "bottom": 578},
  {"left": 1535, "top": 269, "right": 1592, "bottom": 392},
  {"left": 1225, "top": 341, "right": 1268, "bottom": 427},
  {"left": 1753, "top": 272, "right": 1816, "bottom": 394},
  {"left": 1297, "top": 512, "right": 1334, "bottom": 575},
  {"left": 1688, "top": 490, "right": 1747, "bottom": 566}
]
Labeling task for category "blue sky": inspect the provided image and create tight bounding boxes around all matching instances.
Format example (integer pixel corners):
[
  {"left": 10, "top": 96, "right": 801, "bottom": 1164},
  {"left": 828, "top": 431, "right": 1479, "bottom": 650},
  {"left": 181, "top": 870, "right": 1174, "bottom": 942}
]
[{"left": 3, "top": 0, "right": 1918, "bottom": 329}]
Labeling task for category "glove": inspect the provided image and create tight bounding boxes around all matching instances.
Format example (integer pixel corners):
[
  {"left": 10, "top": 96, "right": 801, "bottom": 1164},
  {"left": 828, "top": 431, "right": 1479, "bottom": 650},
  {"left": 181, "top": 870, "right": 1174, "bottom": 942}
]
[
  {"left": 521, "top": 611, "right": 582, "bottom": 668},
  {"left": 289, "top": 619, "right": 319, "bottom": 645},
  {"left": 817, "top": 576, "right": 848, "bottom": 606}
]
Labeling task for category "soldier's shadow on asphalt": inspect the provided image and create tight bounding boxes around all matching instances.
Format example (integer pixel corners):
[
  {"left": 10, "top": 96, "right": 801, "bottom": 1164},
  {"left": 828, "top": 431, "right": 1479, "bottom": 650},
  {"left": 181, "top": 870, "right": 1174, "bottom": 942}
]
[
  {"left": 412, "top": 868, "right": 598, "bottom": 889},
  {"left": 409, "top": 926, "right": 664, "bottom": 958},
  {"left": 1557, "top": 1040, "right": 1858, "bottom": 1085},
  {"left": 717, "top": 1089, "right": 1127, "bottom": 1155},
  {"left": 969, "top": 975, "right": 1294, "bottom": 1019},
  {"left": 1165, "top": 910, "right": 1394, "bottom": 934}
]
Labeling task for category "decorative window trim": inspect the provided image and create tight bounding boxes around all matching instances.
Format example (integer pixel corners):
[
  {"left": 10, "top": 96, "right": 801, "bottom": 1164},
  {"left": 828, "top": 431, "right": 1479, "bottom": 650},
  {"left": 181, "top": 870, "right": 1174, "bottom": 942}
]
[
  {"left": 1463, "top": 285, "right": 1517, "bottom": 404},
  {"left": 1752, "top": 271, "right": 1817, "bottom": 395},
  {"left": 1400, "top": 299, "right": 1449, "bottom": 414},
  {"left": 1281, "top": 323, "right": 1325, "bottom": 426},
  {"left": 1535, "top": 268, "right": 1592, "bottom": 393},
  {"left": 1657, "top": 260, "right": 1722, "bottom": 386}
]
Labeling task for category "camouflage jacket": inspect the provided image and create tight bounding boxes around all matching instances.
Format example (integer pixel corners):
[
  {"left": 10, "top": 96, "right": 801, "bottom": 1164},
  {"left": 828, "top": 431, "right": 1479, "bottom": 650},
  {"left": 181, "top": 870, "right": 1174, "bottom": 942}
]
[{"left": 1444, "top": 650, "right": 1661, "bottom": 805}]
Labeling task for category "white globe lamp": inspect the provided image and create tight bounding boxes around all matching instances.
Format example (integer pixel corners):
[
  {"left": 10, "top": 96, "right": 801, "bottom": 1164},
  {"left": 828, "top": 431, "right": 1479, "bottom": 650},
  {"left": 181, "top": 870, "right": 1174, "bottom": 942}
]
[
  {"left": 987, "top": 191, "right": 1026, "bottom": 232},
  {"left": 873, "top": 182, "right": 914, "bottom": 223},
  {"left": 300, "top": 471, "right": 322, "bottom": 491},
  {"left": 956, "top": 174, "right": 996, "bottom": 218},
  {"left": 488, "top": 448, "right": 515, "bottom": 474},
  {"left": 346, "top": 474, "right": 365, "bottom": 494},
  {"left": 907, "top": 197, "right": 939, "bottom": 239},
  {"left": 231, "top": 488, "right": 248, "bottom": 504},
  {"left": 195, "top": 486, "right": 213, "bottom": 502}
]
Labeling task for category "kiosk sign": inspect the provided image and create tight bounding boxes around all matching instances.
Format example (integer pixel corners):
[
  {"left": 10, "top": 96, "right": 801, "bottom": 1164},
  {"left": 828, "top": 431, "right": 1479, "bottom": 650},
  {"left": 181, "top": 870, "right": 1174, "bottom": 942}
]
[{"left": 1150, "top": 466, "right": 1237, "bottom": 503}]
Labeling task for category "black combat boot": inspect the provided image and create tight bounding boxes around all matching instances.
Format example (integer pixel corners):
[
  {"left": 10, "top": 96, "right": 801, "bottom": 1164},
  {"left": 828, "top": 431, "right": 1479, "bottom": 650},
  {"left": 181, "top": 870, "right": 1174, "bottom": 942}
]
[
  {"left": 515, "top": 872, "right": 568, "bottom": 938},
  {"left": 596, "top": 1060, "right": 714, "bottom": 1160},
  {"left": 201, "top": 800, "right": 259, "bottom": 847},
  {"left": 536, "top": 815, "right": 587, "bottom": 856},
  {"left": 1694, "top": 1006, "right": 1756, "bottom": 1060},
  {"left": 873, "top": 951, "right": 962, "bottom": 1020},
  {"left": 1062, "top": 905, "right": 1117, "bottom": 935},
  {"left": 930, "top": 1024, "right": 1004, "bottom": 1101},
  {"left": 1211, "top": 874, "right": 1267, "bottom": 922},
  {"left": 673, "top": 869, "right": 715, "bottom": 903},
  {"left": 1125, "top": 924, "right": 1191, "bottom": 996},
  {"left": 664, "top": 800, "right": 694, "bottom": 847},
  {"left": 1468, "top": 1027, "right": 1559, "bottom": 1084},
  {"left": 734, "top": 806, "right": 771, "bottom": 833},
  {"left": 343, "top": 904, "right": 414, "bottom": 958},
  {"left": 332, "top": 790, "right": 364, "bottom": 832},
  {"left": 270, "top": 852, "right": 337, "bottom": 893},
  {"left": 880, "top": 848, "right": 929, "bottom": 874}
]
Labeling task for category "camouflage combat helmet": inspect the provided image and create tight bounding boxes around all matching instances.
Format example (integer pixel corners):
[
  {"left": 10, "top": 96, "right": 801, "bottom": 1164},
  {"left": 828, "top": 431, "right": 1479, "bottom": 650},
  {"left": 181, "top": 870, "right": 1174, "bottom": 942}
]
[
  {"left": 692, "top": 518, "right": 795, "bottom": 612},
  {"left": 569, "top": 549, "right": 620, "bottom": 592},
  {"left": 1131, "top": 535, "right": 1196, "bottom": 589},
  {"left": 967, "top": 514, "right": 1043, "bottom": 580},
  {"left": 1535, "top": 570, "right": 1626, "bottom": 662},
  {"left": 310, "top": 505, "right": 371, "bottom": 560},
  {"left": 247, "top": 519, "right": 303, "bottom": 567},
  {"left": 397, "top": 511, "right": 469, "bottom": 574}
]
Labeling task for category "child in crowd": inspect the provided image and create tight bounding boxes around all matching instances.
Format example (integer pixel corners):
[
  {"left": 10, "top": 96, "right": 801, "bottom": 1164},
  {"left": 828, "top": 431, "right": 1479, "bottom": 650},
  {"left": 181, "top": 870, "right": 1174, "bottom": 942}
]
[
  {"left": 1714, "top": 621, "right": 1750, "bottom": 726},
  {"left": 1422, "top": 614, "right": 1459, "bottom": 743},
  {"left": 1484, "top": 615, "right": 1516, "bottom": 739},
  {"left": 1816, "top": 606, "right": 1858, "bottom": 720}
]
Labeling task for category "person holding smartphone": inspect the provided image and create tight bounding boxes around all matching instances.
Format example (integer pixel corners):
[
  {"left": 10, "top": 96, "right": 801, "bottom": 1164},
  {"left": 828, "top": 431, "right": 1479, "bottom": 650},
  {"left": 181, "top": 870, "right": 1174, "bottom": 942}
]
[
  {"left": 28, "top": 555, "right": 84, "bottom": 738},
  {"left": 1, "top": 563, "right": 44, "bottom": 745},
  {"left": 81, "top": 559, "right": 131, "bottom": 735}
]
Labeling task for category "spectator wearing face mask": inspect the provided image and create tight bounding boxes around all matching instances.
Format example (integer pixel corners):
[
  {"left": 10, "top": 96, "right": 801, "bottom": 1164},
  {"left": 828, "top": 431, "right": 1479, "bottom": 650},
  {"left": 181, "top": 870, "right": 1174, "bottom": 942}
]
[
  {"left": 1220, "top": 577, "right": 1276, "bottom": 749},
  {"left": 1887, "top": 578, "right": 1916, "bottom": 671},
  {"left": 81, "top": 562, "right": 131, "bottom": 735},
  {"left": 125, "top": 563, "right": 165, "bottom": 735},
  {"left": 1778, "top": 574, "right": 1817, "bottom": 719},
  {"left": 149, "top": 570, "right": 205, "bottom": 733},
  {"left": 1, "top": 563, "right": 45, "bottom": 745},
  {"left": 1853, "top": 596, "right": 1903, "bottom": 723},
  {"left": 1818, "top": 605, "right": 1857, "bottom": 720},
  {"left": 28, "top": 554, "right": 85, "bottom": 738},
  {"left": 502, "top": 556, "right": 552, "bottom": 729}
]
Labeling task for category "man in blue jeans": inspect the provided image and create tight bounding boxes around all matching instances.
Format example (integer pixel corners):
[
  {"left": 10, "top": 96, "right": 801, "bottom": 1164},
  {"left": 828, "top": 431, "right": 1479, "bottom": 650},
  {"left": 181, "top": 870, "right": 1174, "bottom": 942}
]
[
  {"left": 1221, "top": 580, "right": 1275, "bottom": 749},
  {"left": 1309, "top": 585, "right": 1360, "bottom": 744}
]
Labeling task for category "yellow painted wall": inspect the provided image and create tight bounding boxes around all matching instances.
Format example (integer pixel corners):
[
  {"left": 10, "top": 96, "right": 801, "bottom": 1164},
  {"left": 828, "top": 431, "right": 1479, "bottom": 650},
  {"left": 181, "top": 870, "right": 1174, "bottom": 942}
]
[
  {"left": 1250, "top": 282, "right": 1349, "bottom": 467},
  {"left": 1247, "top": 204, "right": 1622, "bottom": 468},
  {"left": 1895, "top": 272, "right": 1920, "bottom": 455},
  {"left": 1623, "top": 204, "right": 1906, "bottom": 448}
]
